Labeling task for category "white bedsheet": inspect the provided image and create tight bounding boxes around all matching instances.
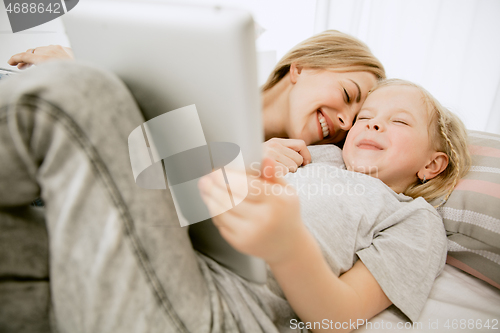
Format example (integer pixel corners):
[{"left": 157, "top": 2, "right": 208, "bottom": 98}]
[{"left": 355, "top": 265, "right": 500, "bottom": 333}]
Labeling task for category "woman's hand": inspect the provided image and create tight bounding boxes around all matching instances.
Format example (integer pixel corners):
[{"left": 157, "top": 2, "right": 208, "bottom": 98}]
[
  {"left": 263, "top": 138, "right": 312, "bottom": 176},
  {"left": 8, "top": 45, "right": 74, "bottom": 70},
  {"left": 198, "top": 158, "right": 306, "bottom": 265}
]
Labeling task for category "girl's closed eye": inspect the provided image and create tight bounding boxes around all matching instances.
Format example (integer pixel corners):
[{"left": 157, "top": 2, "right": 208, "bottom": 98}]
[
  {"left": 393, "top": 119, "right": 409, "bottom": 125},
  {"left": 356, "top": 112, "right": 371, "bottom": 121}
]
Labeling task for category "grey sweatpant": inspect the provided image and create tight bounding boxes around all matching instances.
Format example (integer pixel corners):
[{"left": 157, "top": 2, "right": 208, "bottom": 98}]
[{"left": 0, "top": 62, "right": 242, "bottom": 333}]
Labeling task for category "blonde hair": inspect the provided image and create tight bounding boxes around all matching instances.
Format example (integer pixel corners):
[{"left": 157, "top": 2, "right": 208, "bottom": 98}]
[
  {"left": 371, "top": 79, "right": 471, "bottom": 204},
  {"left": 261, "top": 30, "right": 386, "bottom": 92}
]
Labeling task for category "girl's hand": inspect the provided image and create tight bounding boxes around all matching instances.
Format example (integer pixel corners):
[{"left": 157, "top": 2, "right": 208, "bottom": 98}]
[
  {"left": 8, "top": 45, "right": 74, "bottom": 70},
  {"left": 198, "top": 158, "right": 306, "bottom": 265},
  {"left": 263, "top": 138, "right": 312, "bottom": 176}
]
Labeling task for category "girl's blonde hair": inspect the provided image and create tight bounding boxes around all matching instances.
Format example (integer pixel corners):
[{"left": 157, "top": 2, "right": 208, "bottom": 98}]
[
  {"left": 261, "top": 30, "right": 386, "bottom": 92},
  {"left": 371, "top": 79, "right": 471, "bottom": 204}
]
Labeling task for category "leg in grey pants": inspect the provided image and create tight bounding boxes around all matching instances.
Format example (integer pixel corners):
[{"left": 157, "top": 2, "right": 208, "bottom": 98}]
[{"left": 0, "top": 62, "right": 239, "bottom": 333}]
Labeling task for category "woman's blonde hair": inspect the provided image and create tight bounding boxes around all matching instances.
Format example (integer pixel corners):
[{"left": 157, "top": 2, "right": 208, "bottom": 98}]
[
  {"left": 261, "top": 30, "right": 386, "bottom": 92},
  {"left": 371, "top": 79, "right": 471, "bottom": 204}
]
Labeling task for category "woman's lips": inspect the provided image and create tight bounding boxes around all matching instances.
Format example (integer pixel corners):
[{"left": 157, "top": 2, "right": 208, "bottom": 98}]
[
  {"left": 316, "top": 112, "right": 324, "bottom": 139},
  {"left": 317, "top": 109, "right": 334, "bottom": 140},
  {"left": 320, "top": 109, "right": 334, "bottom": 135}
]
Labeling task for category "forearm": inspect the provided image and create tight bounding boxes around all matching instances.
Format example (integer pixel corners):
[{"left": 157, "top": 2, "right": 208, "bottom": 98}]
[
  {"left": 201, "top": 158, "right": 391, "bottom": 330},
  {"left": 269, "top": 228, "right": 364, "bottom": 332}
]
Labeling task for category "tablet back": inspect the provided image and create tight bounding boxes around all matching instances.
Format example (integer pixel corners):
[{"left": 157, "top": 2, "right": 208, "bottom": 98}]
[{"left": 63, "top": 1, "right": 266, "bottom": 284}]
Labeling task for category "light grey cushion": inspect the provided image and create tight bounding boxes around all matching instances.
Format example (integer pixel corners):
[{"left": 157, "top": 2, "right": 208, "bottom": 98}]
[{"left": 436, "top": 130, "right": 500, "bottom": 289}]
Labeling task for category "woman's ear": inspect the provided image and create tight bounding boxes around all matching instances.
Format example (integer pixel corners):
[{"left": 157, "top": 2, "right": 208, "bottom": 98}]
[
  {"left": 289, "top": 63, "right": 302, "bottom": 84},
  {"left": 419, "top": 152, "right": 448, "bottom": 181}
]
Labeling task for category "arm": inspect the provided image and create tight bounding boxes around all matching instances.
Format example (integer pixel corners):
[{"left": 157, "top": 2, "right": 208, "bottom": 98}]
[
  {"left": 199, "top": 158, "right": 391, "bottom": 332},
  {"left": 270, "top": 227, "right": 391, "bottom": 332},
  {"left": 8, "top": 45, "right": 74, "bottom": 69}
]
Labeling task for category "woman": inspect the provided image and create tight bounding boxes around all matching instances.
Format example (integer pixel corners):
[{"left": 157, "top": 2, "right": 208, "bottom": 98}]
[{"left": 8, "top": 31, "right": 385, "bottom": 174}]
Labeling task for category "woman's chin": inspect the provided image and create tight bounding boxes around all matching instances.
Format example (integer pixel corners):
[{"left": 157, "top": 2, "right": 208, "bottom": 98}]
[{"left": 315, "top": 134, "right": 345, "bottom": 145}]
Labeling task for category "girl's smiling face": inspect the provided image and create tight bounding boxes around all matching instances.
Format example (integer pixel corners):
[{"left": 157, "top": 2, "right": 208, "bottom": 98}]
[
  {"left": 286, "top": 65, "right": 377, "bottom": 145},
  {"left": 342, "top": 84, "right": 446, "bottom": 193}
]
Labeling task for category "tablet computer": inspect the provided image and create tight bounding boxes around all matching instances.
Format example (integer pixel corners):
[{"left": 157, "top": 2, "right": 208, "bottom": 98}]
[{"left": 63, "top": 0, "right": 266, "bottom": 284}]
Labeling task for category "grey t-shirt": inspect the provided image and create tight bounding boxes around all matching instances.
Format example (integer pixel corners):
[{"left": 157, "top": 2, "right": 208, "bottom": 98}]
[{"left": 198, "top": 145, "right": 447, "bottom": 331}]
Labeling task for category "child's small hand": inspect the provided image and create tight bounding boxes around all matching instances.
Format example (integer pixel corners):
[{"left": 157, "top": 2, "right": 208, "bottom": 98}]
[{"left": 199, "top": 158, "right": 306, "bottom": 265}]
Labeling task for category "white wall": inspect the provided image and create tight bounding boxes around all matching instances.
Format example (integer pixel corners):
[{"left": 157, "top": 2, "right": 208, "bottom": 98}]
[
  {"left": 153, "top": 0, "right": 318, "bottom": 84},
  {"left": 147, "top": 0, "right": 317, "bottom": 59}
]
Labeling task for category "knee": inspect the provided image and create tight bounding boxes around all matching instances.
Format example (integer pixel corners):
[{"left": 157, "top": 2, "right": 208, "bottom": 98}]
[{"left": 32, "top": 61, "right": 134, "bottom": 109}]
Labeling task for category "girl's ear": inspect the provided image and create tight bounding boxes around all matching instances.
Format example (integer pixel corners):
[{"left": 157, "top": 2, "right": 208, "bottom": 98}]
[
  {"left": 289, "top": 63, "right": 302, "bottom": 84},
  {"left": 419, "top": 152, "right": 448, "bottom": 181}
]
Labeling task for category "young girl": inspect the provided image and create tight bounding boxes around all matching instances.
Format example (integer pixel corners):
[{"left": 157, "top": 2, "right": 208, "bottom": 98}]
[{"left": 199, "top": 79, "right": 471, "bottom": 332}]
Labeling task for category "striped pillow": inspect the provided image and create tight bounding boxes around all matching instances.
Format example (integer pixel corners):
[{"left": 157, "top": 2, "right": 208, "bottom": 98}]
[{"left": 436, "top": 130, "right": 500, "bottom": 289}]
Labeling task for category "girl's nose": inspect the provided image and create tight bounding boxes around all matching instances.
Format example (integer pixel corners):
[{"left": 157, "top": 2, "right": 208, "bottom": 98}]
[{"left": 367, "top": 119, "right": 382, "bottom": 131}]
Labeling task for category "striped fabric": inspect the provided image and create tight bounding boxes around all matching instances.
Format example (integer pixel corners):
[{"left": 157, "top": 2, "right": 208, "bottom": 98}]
[{"left": 436, "top": 130, "right": 500, "bottom": 289}]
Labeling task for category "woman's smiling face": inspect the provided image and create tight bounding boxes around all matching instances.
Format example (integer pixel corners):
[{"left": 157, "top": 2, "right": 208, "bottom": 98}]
[{"left": 286, "top": 65, "right": 377, "bottom": 145}]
